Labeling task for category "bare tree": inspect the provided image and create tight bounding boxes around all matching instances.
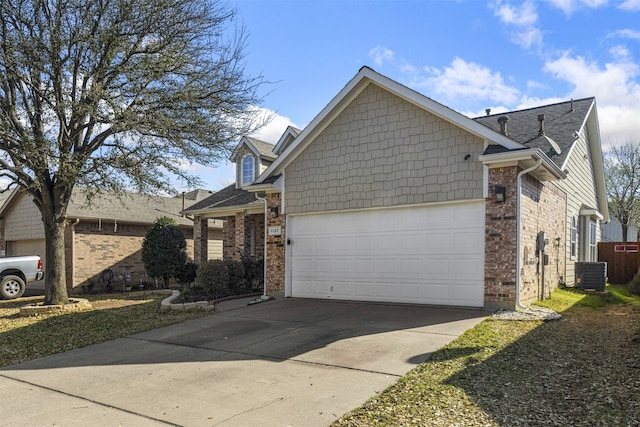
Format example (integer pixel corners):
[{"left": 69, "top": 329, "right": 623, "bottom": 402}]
[
  {"left": 0, "top": 0, "right": 266, "bottom": 304},
  {"left": 604, "top": 140, "right": 640, "bottom": 242}
]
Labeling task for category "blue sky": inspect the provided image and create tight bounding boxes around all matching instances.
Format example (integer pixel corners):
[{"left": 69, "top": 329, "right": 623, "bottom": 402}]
[{"left": 196, "top": 0, "right": 640, "bottom": 189}]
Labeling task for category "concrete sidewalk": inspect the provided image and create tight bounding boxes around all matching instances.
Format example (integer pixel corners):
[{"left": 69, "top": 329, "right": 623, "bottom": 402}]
[{"left": 0, "top": 298, "right": 488, "bottom": 426}]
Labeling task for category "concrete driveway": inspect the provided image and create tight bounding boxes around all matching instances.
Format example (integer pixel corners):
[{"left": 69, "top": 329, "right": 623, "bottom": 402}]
[{"left": 0, "top": 298, "right": 487, "bottom": 426}]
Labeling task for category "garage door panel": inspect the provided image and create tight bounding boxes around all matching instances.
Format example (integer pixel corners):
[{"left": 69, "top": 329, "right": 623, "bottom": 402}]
[
  {"left": 398, "top": 258, "right": 424, "bottom": 277},
  {"left": 353, "top": 282, "right": 374, "bottom": 298},
  {"left": 425, "top": 233, "right": 451, "bottom": 252},
  {"left": 374, "top": 258, "right": 398, "bottom": 276},
  {"left": 290, "top": 203, "right": 484, "bottom": 307}
]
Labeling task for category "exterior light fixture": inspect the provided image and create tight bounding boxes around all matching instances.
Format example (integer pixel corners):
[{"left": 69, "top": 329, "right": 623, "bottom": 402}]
[
  {"left": 495, "top": 186, "right": 506, "bottom": 202},
  {"left": 270, "top": 206, "right": 279, "bottom": 219}
]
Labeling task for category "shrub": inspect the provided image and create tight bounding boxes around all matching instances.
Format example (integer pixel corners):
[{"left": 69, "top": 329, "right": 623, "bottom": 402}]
[
  {"left": 175, "top": 262, "right": 198, "bottom": 286},
  {"left": 223, "top": 259, "right": 245, "bottom": 293},
  {"left": 141, "top": 217, "right": 187, "bottom": 288},
  {"left": 242, "top": 255, "right": 264, "bottom": 291},
  {"left": 197, "top": 260, "right": 230, "bottom": 300},
  {"left": 627, "top": 270, "right": 640, "bottom": 296}
]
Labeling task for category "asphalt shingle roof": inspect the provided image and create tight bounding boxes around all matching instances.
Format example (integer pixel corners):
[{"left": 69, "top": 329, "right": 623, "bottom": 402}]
[
  {"left": 245, "top": 137, "right": 276, "bottom": 160},
  {"left": 66, "top": 188, "right": 216, "bottom": 227},
  {"left": 474, "top": 98, "right": 594, "bottom": 167},
  {"left": 183, "top": 184, "right": 260, "bottom": 212}
]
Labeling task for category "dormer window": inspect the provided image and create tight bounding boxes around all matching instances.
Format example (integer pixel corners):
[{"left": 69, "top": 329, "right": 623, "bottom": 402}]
[{"left": 242, "top": 155, "right": 255, "bottom": 185}]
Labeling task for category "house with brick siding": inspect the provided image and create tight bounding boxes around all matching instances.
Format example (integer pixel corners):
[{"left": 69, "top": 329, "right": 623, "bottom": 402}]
[
  {"left": 0, "top": 188, "right": 223, "bottom": 292},
  {"left": 186, "top": 67, "right": 608, "bottom": 310}
]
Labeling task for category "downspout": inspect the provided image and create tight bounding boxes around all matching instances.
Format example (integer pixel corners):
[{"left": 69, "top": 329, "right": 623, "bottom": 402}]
[
  {"left": 66, "top": 218, "right": 80, "bottom": 292},
  {"left": 254, "top": 193, "right": 270, "bottom": 301},
  {"left": 516, "top": 159, "right": 542, "bottom": 310}
]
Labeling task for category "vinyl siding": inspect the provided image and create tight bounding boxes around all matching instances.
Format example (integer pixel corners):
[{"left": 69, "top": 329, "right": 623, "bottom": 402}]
[{"left": 555, "top": 128, "right": 601, "bottom": 285}]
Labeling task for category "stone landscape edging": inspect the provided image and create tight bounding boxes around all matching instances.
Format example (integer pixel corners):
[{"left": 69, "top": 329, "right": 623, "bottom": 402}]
[{"left": 160, "top": 291, "right": 263, "bottom": 311}]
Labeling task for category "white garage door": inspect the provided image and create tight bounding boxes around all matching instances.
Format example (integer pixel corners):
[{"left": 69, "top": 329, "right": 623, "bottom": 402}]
[{"left": 288, "top": 202, "right": 485, "bottom": 307}]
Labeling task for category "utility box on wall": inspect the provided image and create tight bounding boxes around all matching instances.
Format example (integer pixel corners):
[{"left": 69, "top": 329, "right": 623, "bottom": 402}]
[{"left": 575, "top": 262, "right": 607, "bottom": 291}]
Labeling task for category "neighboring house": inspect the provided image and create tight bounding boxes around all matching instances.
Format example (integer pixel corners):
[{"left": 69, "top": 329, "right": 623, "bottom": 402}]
[
  {"left": 185, "top": 67, "right": 608, "bottom": 310},
  {"left": 0, "top": 188, "right": 223, "bottom": 291},
  {"left": 601, "top": 218, "right": 639, "bottom": 242}
]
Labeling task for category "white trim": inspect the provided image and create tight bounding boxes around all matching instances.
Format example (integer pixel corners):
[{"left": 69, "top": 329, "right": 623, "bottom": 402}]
[
  {"left": 479, "top": 148, "right": 566, "bottom": 180},
  {"left": 230, "top": 136, "right": 262, "bottom": 163},
  {"left": 579, "top": 208, "right": 604, "bottom": 220},
  {"left": 284, "top": 197, "right": 486, "bottom": 218},
  {"left": 273, "top": 126, "right": 301, "bottom": 155}
]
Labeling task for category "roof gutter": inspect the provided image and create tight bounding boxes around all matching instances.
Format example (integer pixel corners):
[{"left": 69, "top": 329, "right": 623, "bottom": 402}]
[
  {"left": 516, "top": 158, "right": 542, "bottom": 310},
  {"left": 479, "top": 148, "right": 566, "bottom": 180}
]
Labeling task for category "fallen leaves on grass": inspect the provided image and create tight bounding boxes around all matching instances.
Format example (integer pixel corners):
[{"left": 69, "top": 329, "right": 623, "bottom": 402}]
[
  {"left": 0, "top": 293, "right": 211, "bottom": 367},
  {"left": 335, "top": 288, "right": 640, "bottom": 426}
]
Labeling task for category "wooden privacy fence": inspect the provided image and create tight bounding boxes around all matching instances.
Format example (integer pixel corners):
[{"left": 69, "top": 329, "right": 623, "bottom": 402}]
[{"left": 598, "top": 242, "right": 640, "bottom": 284}]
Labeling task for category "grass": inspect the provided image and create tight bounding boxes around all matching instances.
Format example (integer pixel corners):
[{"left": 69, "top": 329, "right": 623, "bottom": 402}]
[
  {"left": 0, "top": 292, "right": 211, "bottom": 368},
  {"left": 335, "top": 285, "right": 640, "bottom": 426}
]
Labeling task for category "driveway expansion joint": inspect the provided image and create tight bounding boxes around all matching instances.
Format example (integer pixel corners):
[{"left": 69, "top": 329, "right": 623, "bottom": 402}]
[
  {"left": 125, "top": 336, "right": 403, "bottom": 377},
  {"left": 0, "top": 372, "right": 182, "bottom": 427}
]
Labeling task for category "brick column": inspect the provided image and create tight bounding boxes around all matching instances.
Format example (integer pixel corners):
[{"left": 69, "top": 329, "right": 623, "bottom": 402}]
[
  {"left": 265, "top": 193, "right": 285, "bottom": 293},
  {"left": 222, "top": 216, "right": 236, "bottom": 260},
  {"left": 484, "top": 167, "right": 518, "bottom": 309},
  {"left": 234, "top": 212, "right": 245, "bottom": 261},
  {"left": 193, "top": 215, "right": 208, "bottom": 265}
]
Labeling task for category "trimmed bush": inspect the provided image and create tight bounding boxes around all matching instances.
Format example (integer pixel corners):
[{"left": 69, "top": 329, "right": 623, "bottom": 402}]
[
  {"left": 175, "top": 262, "right": 198, "bottom": 286},
  {"left": 223, "top": 259, "right": 245, "bottom": 292},
  {"left": 197, "top": 260, "right": 230, "bottom": 300},
  {"left": 195, "top": 258, "right": 264, "bottom": 300}
]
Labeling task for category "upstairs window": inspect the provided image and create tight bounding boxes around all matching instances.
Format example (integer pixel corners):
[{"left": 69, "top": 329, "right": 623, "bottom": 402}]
[{"left": 242, "top": 155, "right": 255, "bottom": 185}]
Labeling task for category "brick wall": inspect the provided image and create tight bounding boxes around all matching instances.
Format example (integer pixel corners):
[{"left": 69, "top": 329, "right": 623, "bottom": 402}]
[
  {"left": 223, "top": 216, "right": 236, "bottom": 260},
  {"left": 485, "top": 167, "right": 518, "bottom": 308},
  {"left": 266, "top": 193, "right": 285, "bottom": 293},
  {"left": 485, "top": 167, "right": 567, "bottom": 309},
  {"left": 519, "top": 175, "right": 566, "bottom": 304},
  {"left": 71, "top": 221, "right": 197, "bottom": 288},
  {"left": 224, "top": 212, "right": 264, "bottom": 261}
]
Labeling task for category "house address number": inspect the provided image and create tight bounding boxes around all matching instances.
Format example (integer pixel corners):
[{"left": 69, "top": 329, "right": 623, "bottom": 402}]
[{"left": 268, "top": 226, "right": 282, "bottom": 236}]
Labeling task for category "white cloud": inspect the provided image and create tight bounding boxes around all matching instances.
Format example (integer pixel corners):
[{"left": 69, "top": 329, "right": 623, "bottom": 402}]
[
  {"left": 492, "top": 0, "right": 542, "bottom": 48},
  {"left": 411, "top": 57, "right": 520, "bottom": 105},
  {"left": 249, "top": 107, "right": 299, "bottom": 143},
  {"left": 611, "top": 29, "right": 640, "bottom": 40},
  {"left": 618, "top": 0, "right": 640, "bottom": 11},
  {"left": 546, "top": 0, "right": 608, "bottom": 14},
  {"left": 543, "top": 51, "right": 640, "bottom": 145},
  {"left": 494, "top": 0, "right": 538, "bottom": 25},
  {"left": 369, "top": 46, "right": 395, "bottom": 67},
  {"left": 178, "top": 108, "right": 298, "bottom": 190}
]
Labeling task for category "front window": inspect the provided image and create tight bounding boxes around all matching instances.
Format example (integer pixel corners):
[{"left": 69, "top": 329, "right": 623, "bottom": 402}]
[{"left": 242, "top": 155, "right": 255, "bottom": 185}]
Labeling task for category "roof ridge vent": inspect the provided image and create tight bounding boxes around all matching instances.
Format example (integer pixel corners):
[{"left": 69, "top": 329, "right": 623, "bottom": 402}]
[
  {"left": 497, "top": 115, "right": 509, "bottom": 136},
  {"left": 538, "top": 114, "right": 545, "bottom": 136}
]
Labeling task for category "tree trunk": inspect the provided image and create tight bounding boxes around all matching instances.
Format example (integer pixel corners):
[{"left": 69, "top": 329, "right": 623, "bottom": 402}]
[
  {"left": 622, "top": 224, "right": 629, "bottom": 243},
  {"left": 43, "top": 218, "right": 68, "bottom": 305}
]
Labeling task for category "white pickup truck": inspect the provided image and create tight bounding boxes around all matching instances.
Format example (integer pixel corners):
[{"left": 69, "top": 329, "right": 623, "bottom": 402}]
[{"left": 0, "top": 255, "right": 45, "bottom": 299}]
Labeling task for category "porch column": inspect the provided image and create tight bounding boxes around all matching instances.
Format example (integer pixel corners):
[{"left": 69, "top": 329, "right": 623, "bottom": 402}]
[
  {"left": 193, "top": 215, "right": 208, "bottom": 265},
  {"left": 234, "top": 212, "right": 245, "bottom": 261},
  {"left": 222, "top": 216, "right": 236, "bottom": 260}
]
